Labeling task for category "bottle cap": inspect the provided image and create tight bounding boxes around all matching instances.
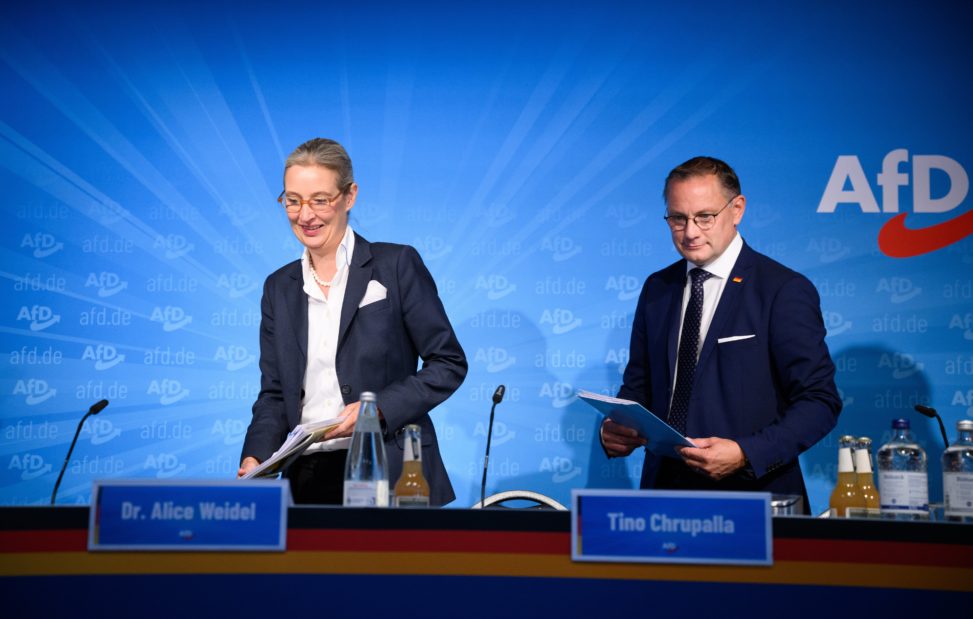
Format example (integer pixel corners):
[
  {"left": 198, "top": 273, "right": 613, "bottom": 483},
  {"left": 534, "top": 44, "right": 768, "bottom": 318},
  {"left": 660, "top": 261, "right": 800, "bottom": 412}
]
[
  {"left": 958, "top": 420, "right": 973, "bottom": 431},
  {"left": 857, "top": 436, "right": 872, "bottom": 445},
  {"left": 892, "top": 418, "right": 910, "bottom": 429},
  {"left": 360, "top": 391, "right": 377, "bottom": 402}
]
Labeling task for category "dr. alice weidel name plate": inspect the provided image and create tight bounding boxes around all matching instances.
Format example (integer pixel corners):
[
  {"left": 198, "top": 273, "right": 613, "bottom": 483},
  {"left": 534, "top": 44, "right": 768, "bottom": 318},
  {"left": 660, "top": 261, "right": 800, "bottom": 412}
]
[
  {"left": 89, "top": 479, "right": 290, "bottom": 551},
  {"left": 572, "top": 490, "right": 772, "bottom": 565}
]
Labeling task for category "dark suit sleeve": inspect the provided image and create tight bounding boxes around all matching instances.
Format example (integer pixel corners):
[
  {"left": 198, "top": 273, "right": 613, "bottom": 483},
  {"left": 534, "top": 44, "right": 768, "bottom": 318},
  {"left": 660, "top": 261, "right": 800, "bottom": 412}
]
[
  {"left": 617, "top": 279, "right": 652, "bottom": 406},
  {"left": 736, "top": 275, "right": 841, "bottom": 478},
  {"left": 375, "top": 246, "right": 467, "bottom": 432},
  {"left": 241, "top": 276, "right": 290, "bottom": 463}
]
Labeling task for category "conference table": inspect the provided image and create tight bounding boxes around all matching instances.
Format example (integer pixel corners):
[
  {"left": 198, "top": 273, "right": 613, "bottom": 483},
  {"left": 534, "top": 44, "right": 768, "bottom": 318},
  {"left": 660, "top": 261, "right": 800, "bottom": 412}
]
[{"left": 1, "top": 505, "right": 970, "bottom": 617}]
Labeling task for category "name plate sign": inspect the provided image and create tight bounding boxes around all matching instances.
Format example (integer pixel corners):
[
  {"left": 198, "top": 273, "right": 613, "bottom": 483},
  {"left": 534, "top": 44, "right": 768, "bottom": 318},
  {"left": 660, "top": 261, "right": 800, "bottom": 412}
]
[
  {"left": 89, "top": 479, "right": 290, "bottom": 551},
  {"left": 572, "top": 489, "right": 772, "bottom": 565}
]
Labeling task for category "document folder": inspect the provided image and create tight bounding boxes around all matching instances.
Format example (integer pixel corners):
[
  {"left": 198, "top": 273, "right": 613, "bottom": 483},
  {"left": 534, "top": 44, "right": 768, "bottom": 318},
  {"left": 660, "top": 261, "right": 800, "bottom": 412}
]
[{"left": 577, "top": 390, "right": 697, "bottom": 458}]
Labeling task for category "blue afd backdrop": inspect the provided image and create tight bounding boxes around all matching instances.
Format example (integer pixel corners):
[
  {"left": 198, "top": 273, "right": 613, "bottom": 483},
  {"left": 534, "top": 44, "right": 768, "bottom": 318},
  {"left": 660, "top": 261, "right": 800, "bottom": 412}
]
[{"left": 2, "top": 2, "right": 971, "bottom": 513}]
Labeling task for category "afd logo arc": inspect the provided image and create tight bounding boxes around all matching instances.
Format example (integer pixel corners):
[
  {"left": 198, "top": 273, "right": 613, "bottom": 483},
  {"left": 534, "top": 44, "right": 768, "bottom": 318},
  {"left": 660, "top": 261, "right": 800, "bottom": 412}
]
[{"left": 817, "top": 149, "right": 970, "bottom": 257}]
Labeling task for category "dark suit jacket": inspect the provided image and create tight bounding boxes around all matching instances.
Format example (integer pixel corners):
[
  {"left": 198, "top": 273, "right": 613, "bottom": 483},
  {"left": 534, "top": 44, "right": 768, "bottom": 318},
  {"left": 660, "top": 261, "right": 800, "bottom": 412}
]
[
  {"left": 241, "top": 234, "right": 467, "bottom": 505},
  {"left": 617, "top": 242, "right": 841, "bottom": 509}
]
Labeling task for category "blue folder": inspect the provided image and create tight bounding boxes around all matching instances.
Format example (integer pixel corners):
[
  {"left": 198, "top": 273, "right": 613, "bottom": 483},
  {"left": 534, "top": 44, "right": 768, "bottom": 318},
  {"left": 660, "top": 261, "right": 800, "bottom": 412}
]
[{"left": 577, "top": 390, "right": 697, "bottom": 458}]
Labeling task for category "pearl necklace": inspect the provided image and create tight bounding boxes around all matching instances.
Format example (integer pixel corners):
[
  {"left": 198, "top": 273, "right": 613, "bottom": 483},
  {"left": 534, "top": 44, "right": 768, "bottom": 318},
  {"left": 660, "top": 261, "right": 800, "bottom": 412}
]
[{"left": 308, "top": 255, "right": 337, "bottom": 288}]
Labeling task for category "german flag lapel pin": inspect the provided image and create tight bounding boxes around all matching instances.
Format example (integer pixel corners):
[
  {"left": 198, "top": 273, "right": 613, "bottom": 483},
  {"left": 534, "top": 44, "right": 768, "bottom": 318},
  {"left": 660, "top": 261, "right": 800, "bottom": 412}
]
[{"left": 732, "top": 276, "right": 744, "bottom": 283}]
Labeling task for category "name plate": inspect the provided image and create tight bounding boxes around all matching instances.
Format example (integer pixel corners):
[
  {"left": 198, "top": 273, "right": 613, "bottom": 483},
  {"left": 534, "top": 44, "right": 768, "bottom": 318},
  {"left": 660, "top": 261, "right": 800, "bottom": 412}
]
[
  {"left": 572, "top": 489, "right": 772, "bottom": 565},
  {"left": 89, "top": 479, "right": 290, "bottom": 551}
]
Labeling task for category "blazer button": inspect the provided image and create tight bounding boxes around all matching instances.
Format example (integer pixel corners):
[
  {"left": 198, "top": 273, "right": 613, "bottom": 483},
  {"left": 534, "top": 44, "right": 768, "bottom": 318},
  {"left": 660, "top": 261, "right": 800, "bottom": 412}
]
[{"left": 341, "top": 385, "right": 351, "bottom": 395}]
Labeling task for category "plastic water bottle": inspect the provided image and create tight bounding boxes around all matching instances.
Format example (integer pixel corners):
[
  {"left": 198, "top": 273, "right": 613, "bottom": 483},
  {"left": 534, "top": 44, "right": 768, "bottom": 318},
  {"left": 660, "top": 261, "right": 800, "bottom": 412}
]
[
  {"left": 942, "top": 420, "right": 973, "bottom": 523},
  {"left": 877, "top": 418, "right": 929, "bottom": 520},
  {"left": 343, "top": 392, "right": 389, "bottom": 507}
]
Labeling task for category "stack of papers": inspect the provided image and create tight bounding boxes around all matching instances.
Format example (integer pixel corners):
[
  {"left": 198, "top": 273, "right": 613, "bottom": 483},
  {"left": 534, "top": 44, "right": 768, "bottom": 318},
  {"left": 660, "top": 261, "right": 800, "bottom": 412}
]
[{"left": 241, "top": 416, "right": 342, "bottom": 479}]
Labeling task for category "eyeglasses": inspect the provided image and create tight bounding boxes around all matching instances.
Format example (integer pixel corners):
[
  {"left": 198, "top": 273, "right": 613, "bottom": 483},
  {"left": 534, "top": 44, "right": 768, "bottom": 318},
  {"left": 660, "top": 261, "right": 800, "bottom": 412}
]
[
  {"left": 278, "top": 189, "right": 345, "bottom": 214},
  {"left": 664, "top": 195, "right": 738, "bottom": 231}
]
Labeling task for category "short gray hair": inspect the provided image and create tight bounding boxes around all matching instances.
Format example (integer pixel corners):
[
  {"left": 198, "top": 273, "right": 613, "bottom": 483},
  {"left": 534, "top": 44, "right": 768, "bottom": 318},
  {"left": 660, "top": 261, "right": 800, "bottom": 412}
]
[{"left": 284, "top": 138, "right": 355, "bottom": 191}]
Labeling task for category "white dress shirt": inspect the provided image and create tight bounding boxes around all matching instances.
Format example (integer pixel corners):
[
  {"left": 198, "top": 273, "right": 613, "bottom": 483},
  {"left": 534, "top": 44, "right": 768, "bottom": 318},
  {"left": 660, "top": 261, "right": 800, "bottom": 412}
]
[
  {"left": 300, "top": 226, "right": 355, "bottom": 453},
  {"left": 671, "top": 233, "right": 744, "bottom": 394}
]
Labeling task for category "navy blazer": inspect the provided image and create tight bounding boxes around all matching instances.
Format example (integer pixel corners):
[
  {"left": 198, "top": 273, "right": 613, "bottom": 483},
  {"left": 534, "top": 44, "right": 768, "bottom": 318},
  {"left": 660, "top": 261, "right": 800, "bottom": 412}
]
[
  {"left": 618, "top": 242, "right": 841, "bottom": 506},
  {"left": 241, "top": 234, "right": 467, "bottom": 505}
]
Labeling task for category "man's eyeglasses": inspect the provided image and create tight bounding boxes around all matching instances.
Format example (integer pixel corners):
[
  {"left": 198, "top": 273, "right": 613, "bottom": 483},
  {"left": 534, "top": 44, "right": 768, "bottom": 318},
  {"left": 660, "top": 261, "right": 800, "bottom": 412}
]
[
  {"left": 664, "top": 195, "right": 738, "bottom": 231},
  {"left": 278, "top": 190, "right": 345, "bottom": 214}
]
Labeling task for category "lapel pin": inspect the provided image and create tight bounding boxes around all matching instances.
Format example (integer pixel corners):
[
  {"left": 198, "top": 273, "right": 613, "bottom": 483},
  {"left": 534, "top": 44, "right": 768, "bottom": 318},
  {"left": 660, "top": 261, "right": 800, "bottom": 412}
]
[{"left": 732, "top": 277, "right": 743, "bottom": 283}]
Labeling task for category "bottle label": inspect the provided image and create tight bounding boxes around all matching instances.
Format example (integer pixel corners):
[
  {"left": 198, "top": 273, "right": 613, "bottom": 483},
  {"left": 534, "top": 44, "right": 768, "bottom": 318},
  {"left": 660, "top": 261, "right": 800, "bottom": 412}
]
[
  {"left": 393, "top": 495, "right": 430, "bottom": 508},
  {"left": 343, "top": 480, "right": 389, "bottom": 507},
  {"left": 878, "top": 470, "right": 928, "bottom": 512},
  {"left": 944, "top": 472, "right": 973, "bottom": 516}
]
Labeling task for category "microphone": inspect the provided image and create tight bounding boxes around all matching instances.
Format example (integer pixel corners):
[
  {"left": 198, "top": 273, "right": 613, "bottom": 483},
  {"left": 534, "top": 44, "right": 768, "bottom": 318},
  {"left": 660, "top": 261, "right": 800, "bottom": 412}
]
[
  {"left": 914, "top": 404, "right": 949, "bottom": 449},
  {"left": 51, "top": 399, "right": 109, "bottom": 505},
  {"left": 480, "top": 385, "right": 505, "bottom": 508}
]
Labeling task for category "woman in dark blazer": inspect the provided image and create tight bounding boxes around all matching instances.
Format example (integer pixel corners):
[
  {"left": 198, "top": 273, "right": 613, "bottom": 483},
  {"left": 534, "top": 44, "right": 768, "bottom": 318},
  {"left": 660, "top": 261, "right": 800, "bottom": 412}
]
[{"left": 237, "top": 138, "right": 467, "bottom": 505}]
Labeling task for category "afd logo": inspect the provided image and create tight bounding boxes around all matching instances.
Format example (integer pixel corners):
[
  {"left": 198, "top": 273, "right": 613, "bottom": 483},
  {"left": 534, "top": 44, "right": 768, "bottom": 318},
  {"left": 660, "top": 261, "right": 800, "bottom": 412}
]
[
  {"left": 9, "top": 453, "right": 52, "bottom": 480},
  {"left": 413, "top": 236, "right": 453, "bottom": 260},
  {"left": 541, "top": 235, "right": 582, "bottom": 261},
  {"left": 838, "top": 386, "right": 855, "bottom": 409},
  {"left": 150, "top": 306, "right": 192, "bottom": 331},
  {"left": 540, "top": 308, "right": 582, "bottom": 335},
  {"left": 214, "top": 345, "right": 256, "bottom": 371},
  {"left": 540, "top": 456, "right": 582, "bottom": 483},
  {"left": 474, "top": 347, "right": 517, "bottom": 373},
  {"left": 219, "top": 201, "right": 259, "bottom": 226},
  {"left": 539, "top": 381, "right": 576, "bottom": 408},
  {"left": 217, "top": 273, "right": 259, "bottom": 298},
  {"left": 143, "top": 453, "right": 186, "bottom": 478},
  {"left": 82, "top": 344, "right": 125, "bottom": 371},
  {"left": 154, "top": 234, "right": 195, "bottom": 259},
  {"left": 84, "top": 272, "right": 128, "bottom": 298},
  {"left": 486, "top": 203, "right": 515, "bottom": 228},
  {"left": 473, "top": 420, "right": 516, "bottom": 446},
  {"left": 20, "top": 232, "right": 64, "bottom": 258},
  {"left": 211, "top": 419, "right": 247, "bottom": 445},
  {"left": 475, "top": 274, "right": 516, "bottom": 300},
  {"left": 949, "top": 313, "right": 973, "bottom": 340},
  {"left": 876, "top": 277, "right": 922, "bottom": 304},
  {"left": 605, "top": 348, "right": 630, "bottom": 374},
  {"left": 878, "top": 352, "right": 924, "bottom": 380},
  {"left": 605, "top": 275, "right": 642, "bottom": 302},
  {"left": 818, "top": 149, "right": 970, "bottom": 257},
  {"left": 16, "top": 305, "right": 60, "bottom": 331},
  {"left": 147, "top": 379, "right": 189, "bottom": 405},
  {"left": 823, "top": 310, "right": 852, "bottom": 337},
  {"left": 82, "top": 417, "right": 122, "bottom": 445},
  {"left": 607, "top": 204, "right": 648, "bottom": 229},
  {"left": 13, "top": 379, "right": 56, "bottom": 405}
]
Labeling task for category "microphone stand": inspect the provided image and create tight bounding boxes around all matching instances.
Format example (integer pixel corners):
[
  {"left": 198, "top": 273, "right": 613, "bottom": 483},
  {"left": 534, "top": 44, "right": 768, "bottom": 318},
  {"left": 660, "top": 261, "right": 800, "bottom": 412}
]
[
  {"left": 914, "top": 404, "right": 949, "bottom": 449},
  {"left": 51, "top": 400, "right": 108, "bottom": 505},
  {"left": 480, "top": 386, "right": 504, "bottom": 509}
]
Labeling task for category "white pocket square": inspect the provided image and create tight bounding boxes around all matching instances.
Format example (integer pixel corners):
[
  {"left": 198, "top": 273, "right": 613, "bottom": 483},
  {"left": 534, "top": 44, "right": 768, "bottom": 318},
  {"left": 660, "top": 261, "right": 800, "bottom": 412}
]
[
  {"left": 717, "top": 334, "right": 756, "bottom": 344},
  {"left": 358, "top": 280, "right": 388, "bottom": 307}
]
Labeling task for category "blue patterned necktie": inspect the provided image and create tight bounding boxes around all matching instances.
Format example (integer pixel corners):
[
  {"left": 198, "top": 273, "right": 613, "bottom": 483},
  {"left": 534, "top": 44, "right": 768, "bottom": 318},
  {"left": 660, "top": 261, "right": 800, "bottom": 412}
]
[{"left": 668, "top": 268, "right": 712, "bottom": 435}]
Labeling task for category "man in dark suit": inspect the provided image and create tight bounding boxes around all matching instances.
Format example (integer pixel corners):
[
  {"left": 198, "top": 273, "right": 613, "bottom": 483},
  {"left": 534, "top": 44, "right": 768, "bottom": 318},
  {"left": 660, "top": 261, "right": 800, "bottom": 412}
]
[
  {"left": 238, "top": 138, "right": 466, "bottom": 506},
  {"left": 601, "top": 156, "right": 840, "bottom": 512}
]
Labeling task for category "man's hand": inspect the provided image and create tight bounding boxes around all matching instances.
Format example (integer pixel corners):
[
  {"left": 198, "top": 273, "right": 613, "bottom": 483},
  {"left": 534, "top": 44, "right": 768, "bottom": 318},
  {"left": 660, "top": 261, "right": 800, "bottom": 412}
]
[
  {"left": 323, "top": 401, "right": 362, "bottom": 440},
  {"left": 237, "top": 456, "right": 260, "bottom": 478},
  {"left": 600, "top": 418, "right": 646, "bottom": 457},
  {"left": 677, "top": 437, "right": 747, "bottom": 481}
]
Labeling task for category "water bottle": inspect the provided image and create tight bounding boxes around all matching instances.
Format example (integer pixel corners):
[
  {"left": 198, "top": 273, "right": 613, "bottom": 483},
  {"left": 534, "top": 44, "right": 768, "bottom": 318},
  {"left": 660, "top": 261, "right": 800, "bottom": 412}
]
[
  {"left": 942, "top": 420, "right": 973, "bottom": 523},
  {"left": 877, "top": 418, "right": 929, "bottom": 520},
  {"left": 343, "top": 392, "right": 389, "bottom": 507}
]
